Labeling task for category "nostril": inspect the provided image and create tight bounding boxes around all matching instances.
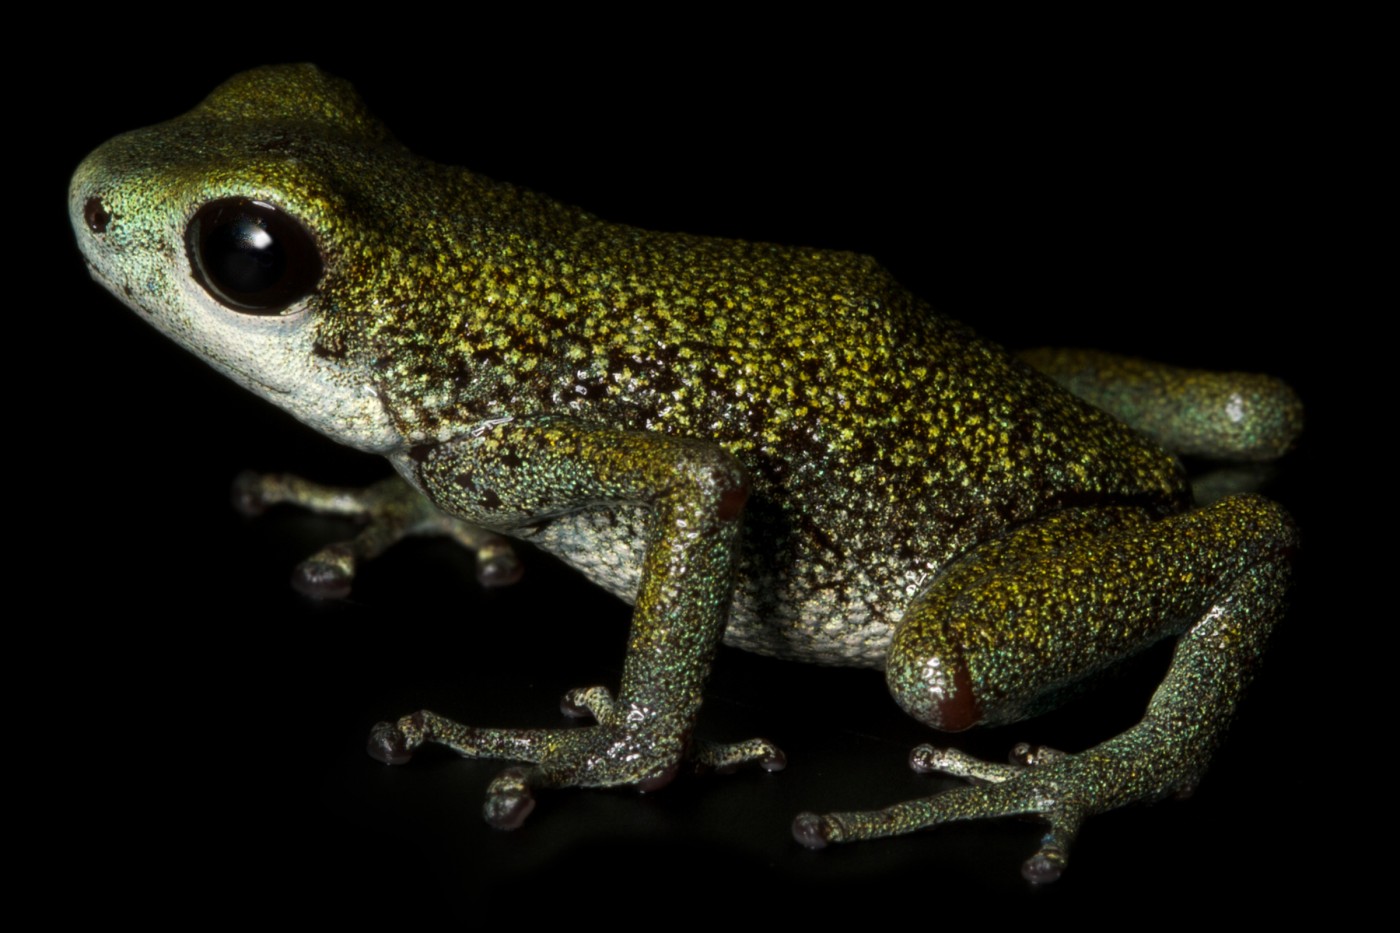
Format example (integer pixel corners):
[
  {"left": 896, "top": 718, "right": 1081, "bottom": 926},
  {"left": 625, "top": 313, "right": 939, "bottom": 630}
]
[{"left": 83, "top": 197, "right": 111, "bottom": 234}]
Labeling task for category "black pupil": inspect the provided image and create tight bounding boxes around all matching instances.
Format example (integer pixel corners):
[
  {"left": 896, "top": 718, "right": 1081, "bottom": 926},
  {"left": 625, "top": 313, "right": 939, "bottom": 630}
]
[
  {"left": 209, "top": 215, "right": 284, "bottom": 292},
  {"left": 188, "top": 199, "right": 322, "bottom": 314}
]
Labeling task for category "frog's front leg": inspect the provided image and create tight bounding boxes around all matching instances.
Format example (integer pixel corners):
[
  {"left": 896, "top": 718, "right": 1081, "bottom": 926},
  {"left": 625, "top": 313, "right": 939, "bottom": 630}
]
[
  {"left": 794, "top": 495, "right": 1295, "bottom": 882},
  {"left": 367, "top": 417, "right": 781, "bottom": 826},
  {"left": 232, "top": 472, "right": 522, "bottom": 598}
]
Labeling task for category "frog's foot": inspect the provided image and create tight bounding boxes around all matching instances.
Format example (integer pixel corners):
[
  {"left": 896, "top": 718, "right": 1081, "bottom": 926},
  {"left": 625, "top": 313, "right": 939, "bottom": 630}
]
[
  {"left": 232, "top": 472, "right": 521, "bottom": 598},
  {"left": 558, "top": 685, "right": 785, "bottom": 773},
  {"left": 793, "top": 723, "right": 1207, "bottom": 883},
  {"left": 790, "top": 754, "right": 1093, "bottom": 882},
  {"left": 908, "top": 742, "right": 1067, "bottom": 783},
  {"left": 558, "top": 685, "right": 617, "bottom": 720},
  {"left": 368, "top": 702, "right": 782, "bottom": 828},
  {"left": 692, "top": 737, "right": 787, "bottom": 773},
  {"left": 793, "top": 779, "right": 1082, "bottom": 883}
]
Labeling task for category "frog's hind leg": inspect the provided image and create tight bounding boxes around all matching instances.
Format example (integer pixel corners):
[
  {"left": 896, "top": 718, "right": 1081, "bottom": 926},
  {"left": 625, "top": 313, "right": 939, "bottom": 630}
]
[
  {"left": 793, "top": 494, "right": 1296, "bottom": 883},
  {"left": 232, "top": 472, "right": 521, "bottom": 598},
  {"left": 1017, "top": 348, "right": 1303, "bottom": 462}
]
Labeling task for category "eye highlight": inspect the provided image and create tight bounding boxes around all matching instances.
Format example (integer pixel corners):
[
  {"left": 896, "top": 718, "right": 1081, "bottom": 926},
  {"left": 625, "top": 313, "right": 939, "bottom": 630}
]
[{"left": 187, "top": 198, "right": 323, "bottom": 314}]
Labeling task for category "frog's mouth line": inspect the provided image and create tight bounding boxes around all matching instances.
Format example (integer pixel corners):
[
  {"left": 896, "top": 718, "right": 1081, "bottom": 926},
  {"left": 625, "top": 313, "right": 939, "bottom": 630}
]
[
  {"left": 82, "top": 254, "right": 296, "bottom": 400},
  {"left": 244, "top": 374, "right": 291, "bottom": 397},
  {"left": 82, "top": 257, "right": 151, "bottom": 321}
]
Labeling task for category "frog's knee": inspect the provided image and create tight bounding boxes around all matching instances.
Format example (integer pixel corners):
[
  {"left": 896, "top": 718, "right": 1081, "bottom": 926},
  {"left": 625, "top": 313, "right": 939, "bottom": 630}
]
[
  {"left": 885, "top": 642, "right": 984, "bottom": 732},
  {"left": 1194, "top": 494, "right": 1299, "bottom": 559}
]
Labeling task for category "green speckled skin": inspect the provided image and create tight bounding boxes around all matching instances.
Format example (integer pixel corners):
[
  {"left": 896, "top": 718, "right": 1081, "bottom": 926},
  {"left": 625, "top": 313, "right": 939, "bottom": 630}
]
[{"left": 69, "top": 65, "right": 1300, "bottom": 881}]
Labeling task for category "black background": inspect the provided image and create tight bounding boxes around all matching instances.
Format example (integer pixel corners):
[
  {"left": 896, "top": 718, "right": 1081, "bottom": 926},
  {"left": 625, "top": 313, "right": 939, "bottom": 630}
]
[{"left": 36, "top": 37, "right": 1340, "bottom": 919}]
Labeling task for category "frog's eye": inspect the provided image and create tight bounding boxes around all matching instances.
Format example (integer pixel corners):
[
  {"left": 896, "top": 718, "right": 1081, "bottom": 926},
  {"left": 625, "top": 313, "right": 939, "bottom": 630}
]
[{"left": 187, "top": 198, "right": 323, "bottom": 314}]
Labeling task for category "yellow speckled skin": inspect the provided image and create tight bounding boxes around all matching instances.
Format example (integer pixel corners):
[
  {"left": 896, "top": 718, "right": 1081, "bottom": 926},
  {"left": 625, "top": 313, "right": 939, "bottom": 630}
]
[{"left": 70, "top": 65, "right": 1300, "bottom": 882}]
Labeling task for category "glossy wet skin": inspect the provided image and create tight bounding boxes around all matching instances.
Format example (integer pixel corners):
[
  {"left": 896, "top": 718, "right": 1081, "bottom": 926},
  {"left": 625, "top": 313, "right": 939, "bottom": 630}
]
[{"left": 70, "top": 64, "right": 1300, "bottom": 883}]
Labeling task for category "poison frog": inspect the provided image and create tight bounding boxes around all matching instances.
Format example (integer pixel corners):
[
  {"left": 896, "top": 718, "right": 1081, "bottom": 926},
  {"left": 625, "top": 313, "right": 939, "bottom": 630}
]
[{"left": 68, "top": 64, "right": 1300, "bottom": 883}]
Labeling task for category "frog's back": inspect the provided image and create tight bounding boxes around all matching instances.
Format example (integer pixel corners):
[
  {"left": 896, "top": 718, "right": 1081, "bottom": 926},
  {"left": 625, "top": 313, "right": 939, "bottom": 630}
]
[
  {"left": 407, "top": 215, "right": 1188, "bottom": 666},
  {"left": 361, "top": 194, "right": 1182, "bottom": 510}
]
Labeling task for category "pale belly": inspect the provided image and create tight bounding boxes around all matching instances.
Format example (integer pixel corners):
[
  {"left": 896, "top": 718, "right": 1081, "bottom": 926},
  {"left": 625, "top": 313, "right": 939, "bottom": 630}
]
[{"left": 523, "top": 504, "right": 911, "bottom": 668}]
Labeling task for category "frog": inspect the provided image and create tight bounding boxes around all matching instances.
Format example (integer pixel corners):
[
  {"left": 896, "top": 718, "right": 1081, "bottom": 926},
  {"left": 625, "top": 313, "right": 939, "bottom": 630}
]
[{"left": 68, "top": 64, "right": 1300, "bottom": 883}]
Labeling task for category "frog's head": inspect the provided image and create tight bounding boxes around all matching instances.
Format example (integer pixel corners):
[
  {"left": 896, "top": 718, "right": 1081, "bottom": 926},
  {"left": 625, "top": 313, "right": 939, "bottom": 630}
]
[{"left": 69, "top": 64, "right": 403, "bottom": 453}]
